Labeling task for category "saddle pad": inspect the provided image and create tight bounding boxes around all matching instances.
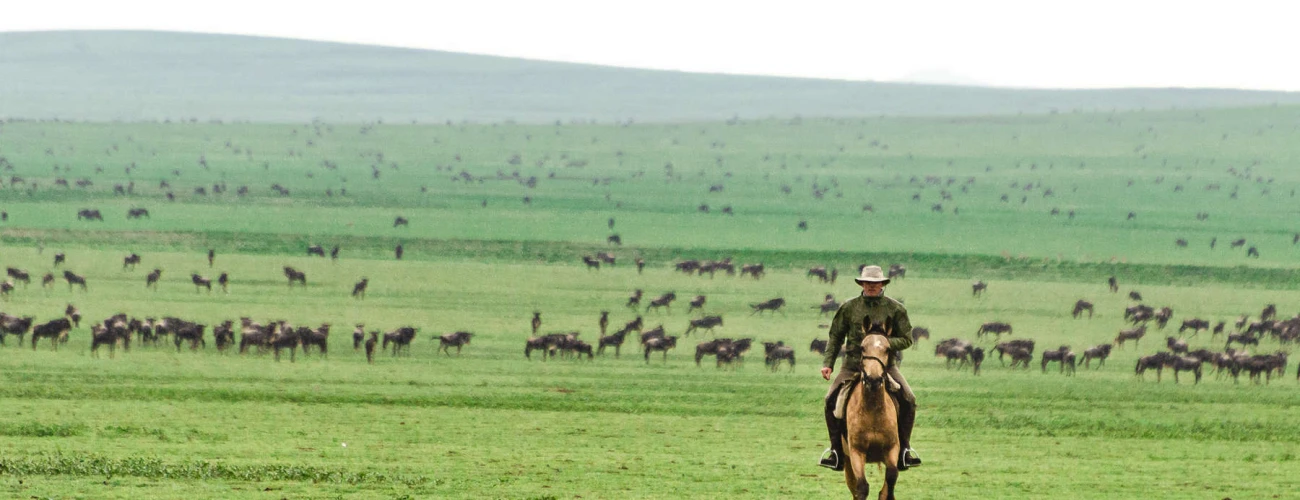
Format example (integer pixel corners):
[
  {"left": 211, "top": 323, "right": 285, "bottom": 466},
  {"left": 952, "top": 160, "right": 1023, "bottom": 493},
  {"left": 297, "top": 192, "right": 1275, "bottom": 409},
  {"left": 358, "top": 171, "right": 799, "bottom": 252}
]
[{"left": 834, "top": 373, "right": 901, "bottom": 420}]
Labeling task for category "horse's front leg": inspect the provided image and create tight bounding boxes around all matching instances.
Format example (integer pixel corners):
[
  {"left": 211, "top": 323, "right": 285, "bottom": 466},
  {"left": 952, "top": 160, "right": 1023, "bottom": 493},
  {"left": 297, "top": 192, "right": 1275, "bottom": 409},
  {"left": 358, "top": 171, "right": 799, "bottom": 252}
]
[{"left": 845, "top": 441, "right": 869, "bottom": 500}]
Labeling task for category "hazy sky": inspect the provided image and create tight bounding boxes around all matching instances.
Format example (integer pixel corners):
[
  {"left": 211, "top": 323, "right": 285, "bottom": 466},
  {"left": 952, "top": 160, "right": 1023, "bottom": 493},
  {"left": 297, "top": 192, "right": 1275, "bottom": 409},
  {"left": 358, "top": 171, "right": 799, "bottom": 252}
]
[{"left": 4, "top": 0, "right": 1297, "bottom": 91}]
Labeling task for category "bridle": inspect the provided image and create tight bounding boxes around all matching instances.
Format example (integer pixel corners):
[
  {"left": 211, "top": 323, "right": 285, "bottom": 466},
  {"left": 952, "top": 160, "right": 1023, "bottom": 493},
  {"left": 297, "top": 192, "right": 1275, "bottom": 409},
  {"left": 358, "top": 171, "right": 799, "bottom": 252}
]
[{"left": 860, "top": 354, "right": 890, "bottom": 390}]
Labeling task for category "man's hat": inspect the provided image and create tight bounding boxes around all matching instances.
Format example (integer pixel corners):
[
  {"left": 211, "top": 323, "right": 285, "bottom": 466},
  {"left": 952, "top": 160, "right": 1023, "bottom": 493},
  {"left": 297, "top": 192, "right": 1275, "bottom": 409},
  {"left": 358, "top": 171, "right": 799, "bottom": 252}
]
[{"left": 855, "top": 265, "right": 890, "bottom": 284}]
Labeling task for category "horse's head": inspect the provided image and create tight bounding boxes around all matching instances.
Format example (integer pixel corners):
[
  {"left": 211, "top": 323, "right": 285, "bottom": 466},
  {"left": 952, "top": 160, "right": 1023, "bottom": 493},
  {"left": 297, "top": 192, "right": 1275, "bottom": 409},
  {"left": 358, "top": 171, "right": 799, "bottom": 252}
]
[{"left": 859, "top": 316, "right": 892, "bottom": 390}]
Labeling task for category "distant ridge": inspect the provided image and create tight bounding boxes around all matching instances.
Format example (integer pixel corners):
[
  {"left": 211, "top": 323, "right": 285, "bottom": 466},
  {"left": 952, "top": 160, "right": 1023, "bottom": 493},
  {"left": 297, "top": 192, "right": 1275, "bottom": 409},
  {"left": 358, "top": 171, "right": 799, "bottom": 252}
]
[{"left": 3, "top": 30, "right": 1300, "bottom": 123}]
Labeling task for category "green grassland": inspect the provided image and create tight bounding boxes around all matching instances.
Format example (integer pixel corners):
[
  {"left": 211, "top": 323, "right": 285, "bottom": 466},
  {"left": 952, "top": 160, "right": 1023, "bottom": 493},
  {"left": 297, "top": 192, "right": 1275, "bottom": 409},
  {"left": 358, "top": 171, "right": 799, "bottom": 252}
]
[{"left": 1, "top": 108, "right": 1299, "bottom": 498}]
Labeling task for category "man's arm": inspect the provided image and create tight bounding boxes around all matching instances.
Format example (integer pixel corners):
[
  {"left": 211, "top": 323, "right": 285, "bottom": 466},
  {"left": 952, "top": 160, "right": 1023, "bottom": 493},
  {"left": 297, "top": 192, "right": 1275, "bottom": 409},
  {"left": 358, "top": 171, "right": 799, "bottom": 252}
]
[
  {"left": 823, "top": 306, "right": 849, "bottom": 369},
  {"left": 888, "top": 307, "right": 914, "bottom": 352}
]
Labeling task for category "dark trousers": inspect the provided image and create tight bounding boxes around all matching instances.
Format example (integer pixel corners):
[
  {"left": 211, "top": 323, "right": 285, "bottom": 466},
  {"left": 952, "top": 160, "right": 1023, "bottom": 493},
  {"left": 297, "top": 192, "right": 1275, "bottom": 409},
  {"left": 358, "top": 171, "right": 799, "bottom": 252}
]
[{"left": 824, "top": 367, "right": 916, "bottom": 454}]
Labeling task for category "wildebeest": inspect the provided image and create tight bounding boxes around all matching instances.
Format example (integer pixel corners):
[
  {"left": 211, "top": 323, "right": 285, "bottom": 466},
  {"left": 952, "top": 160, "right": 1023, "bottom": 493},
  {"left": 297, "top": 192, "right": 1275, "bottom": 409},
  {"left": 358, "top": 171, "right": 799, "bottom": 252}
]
[
  {"left": 1080, "top": 344, "right": 1112, "bottom": 368},
  {"left": 740, "top": 263, "right": 765, "bottom": 279},
  {"left": 816, "top": 296, "right": 840, "bottom": 316},
  {"left": 607, "top": 234, "right": 622, "bottom": 246},
  {"left": 1260, "top": 304, "right": 1277, "bottom": 322},
  {"left": 976, "top": 321, "right": 1012, "bottom": 338},
  {"left": 352, "top": 278, "right": 369, "bottom": 298},
  {"left": 207, "top": 249, "right": 215, "bottom": 267},
  {"left": 352, "top": 324, "right": 366, "bottom": 350},
  {"left": 1225, "top": 333, "right": 1259, "bottom": 349},
  {"left": 146, "top": 269, "right": 162, "bottom": 289},
  {"left": 684, "top": 315, "right": 723, "bottom": 336},
  {"left": 581, "top": 255, "right": 601, "bottom": 270},
  {"left": 1071, "top": 300, "right": 1094, "bottom": 319},
  {"left": 1114, "top": 326, "right": 1146, "bottom": 348},
  {"left": 910, "top": 327, "right": 930, "bottom": 342},
  {"left": 807, "top": 266, "right": 831, "bottom": 283},
  {"left": 283, "top": 266, "right": 307, "bottom": 287},
  {"left": 54, "top": 252, "right": 66, "bottom": 267},
  {"left": 394, "top": 216, "right": 409, "bottom": 227},
  {"left": 1128, "top": 290, "right": 1143, "bottom": 301},
  {"left": 1165, "top": 356, "right": 1203, "bottom": 384},
  {"left": 531, "top": 311, "right": 542, "bottom": 336},
  {"left": 643, "top": 335, "right": 678, "bottom": 363},
  {"left": 298, "top": 324, "right": 330, "bottom": 357},
  {"left": 971, "top": 280, "right": 987, "bottom": 297},
  {"left": 90, "top": 315, "right": 133, "bottom": 358},
  {"left": 1178, "top": 318, "right": 1210, "bottom": 337},
  {"left": 307, "top": 245, "right": 326, "bottom": 257},
  {"left": 0, "top": 314, "right": 34, "bottom": 346},
  {"left": 598, "top": 329, "right": 630, "bottom": 357},
  {"left": 218, "top": 272, "right": 229, "bottom": 293},
  {"left": 635, "top": 258, "right": 645, "bottom": 274},
  {"left": 30, "top": 318, "right": 72, "bottom": 351},
  {"left": 1165, "top": 336, "right": 1188, "bottom": 354},
  {"left": 940, "top": 343, "right": 973, "bottom": 368},
  {"left": 695, "top": 338, "right": 735, "bottom": 367},
  {"left": 1135, "top": 352, "right": 1174, "bottom": 381},
  {"left": 330, "top": 246, "right": 340, "bottom": 260},
  {"left": 887, "top": 264, "right": 906, "bottom": 280},
  {"left": 992, "top": 340, "right": 1035, "bottom": 366},
  {"left": 810, "top": 338, "right": 828, "bottom": 356},
  {"left": 127, "top": 208, "right": 150, "bottom": 219},
  {"left": 626, "top": 289, "right": 644, "bottom": 309},
  {"left": 267, "top": 323, "right": 300, "bottom": 362},
  {"left": 122, "top": 253, "right": 141, "bottom": 270},
  {"left": 382, "top": 327, "right": 418, "bottom": 356},
  {"left": 77, "top": 208, "right": 103, "bottom": 221},
  {"left": 765, "top": 344, "right": 796, "bottom": 372},
  {"left": 394, "top": 244, "right": 404, "bottom": 260},
  {"left": 0, "top": 280, "right": 13, "bottom": 299},
  {"left": 687, "top": 295, "right": 707, "bottom": 313},
  {"left": 63, "top": 270, "right": 87, "bottom": 291},
  {"left": 437, "top": 331, "right": 473, "bottom": 355},
  {"left": 645, "top": 292, "right": 677, "bottom": 313},
  {"left": 749, "top": 298, "right": 786, "bottom": 315},
  {"left": 6, "top": 267, "right": 30, "bottom": 286},
  {"left": 596, "top": 252, "right": 616, "bottom": 266},
  {"left": 1108, "top": 276, "right": 1118, "bottom": 292},
  {"left": 365, "top": 331, "right": 379, "bottom": 363},
  {"left": 1124, "top": 304, "right": 1155, "bottom": 324},
  {"left": 190, "top": 273, "right": 212, "bottom": 292},
  {"left": 968, "top": 347, "right": 985, "bottom": 375},
  {"left": 1040, "top": 346, "right": 1075, "bottom": 375},
  {"left": 1154, "top": 307, "right": 1173, "bottom": 329}
]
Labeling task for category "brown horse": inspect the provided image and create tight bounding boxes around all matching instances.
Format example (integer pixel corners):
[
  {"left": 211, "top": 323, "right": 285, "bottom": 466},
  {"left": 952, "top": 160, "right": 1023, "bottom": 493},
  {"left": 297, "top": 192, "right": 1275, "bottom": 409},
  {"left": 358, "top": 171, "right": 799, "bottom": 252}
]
[{"left": 842, "top": 329, "right": 900, "bottom": 500}]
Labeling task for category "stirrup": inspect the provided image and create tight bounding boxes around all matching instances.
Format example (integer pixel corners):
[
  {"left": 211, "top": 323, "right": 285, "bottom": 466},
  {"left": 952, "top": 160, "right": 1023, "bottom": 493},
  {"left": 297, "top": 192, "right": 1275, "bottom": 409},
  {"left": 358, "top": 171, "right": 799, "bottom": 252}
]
[
  {"left": 899, "top": 448, "right": 922, "bottom": 470},
  {"left": 817, "top": 448, "right": 843, "bottom": 471}
]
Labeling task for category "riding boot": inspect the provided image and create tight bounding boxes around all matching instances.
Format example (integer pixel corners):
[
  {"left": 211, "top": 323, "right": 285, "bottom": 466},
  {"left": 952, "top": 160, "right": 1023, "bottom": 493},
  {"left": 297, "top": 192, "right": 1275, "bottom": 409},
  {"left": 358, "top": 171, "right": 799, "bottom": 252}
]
[
  {"left": 896, "top": 398, "right": 921, "bottom": 470},
  {"left": 819, "top": 388, "right": 845, "bottom": 471}
]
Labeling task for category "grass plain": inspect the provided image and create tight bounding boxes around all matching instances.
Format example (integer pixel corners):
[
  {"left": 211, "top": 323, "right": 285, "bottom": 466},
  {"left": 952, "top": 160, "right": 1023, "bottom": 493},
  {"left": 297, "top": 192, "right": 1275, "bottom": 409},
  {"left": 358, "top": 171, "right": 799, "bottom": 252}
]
[{"left": 1, "top": 107, "right": 1299, "bottom": 499}]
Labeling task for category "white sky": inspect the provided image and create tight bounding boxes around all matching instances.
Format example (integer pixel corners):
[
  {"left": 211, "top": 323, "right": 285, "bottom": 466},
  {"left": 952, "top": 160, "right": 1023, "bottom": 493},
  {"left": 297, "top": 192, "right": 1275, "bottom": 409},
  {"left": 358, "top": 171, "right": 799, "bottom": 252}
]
[{"left": 3, "top": 0, "right": 1299, "bottom": 91}]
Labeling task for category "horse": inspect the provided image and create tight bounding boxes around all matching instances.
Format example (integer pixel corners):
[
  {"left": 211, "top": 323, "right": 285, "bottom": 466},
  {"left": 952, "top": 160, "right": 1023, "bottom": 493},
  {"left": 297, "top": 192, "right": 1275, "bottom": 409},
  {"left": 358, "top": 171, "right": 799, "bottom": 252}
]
[{"left": 841, "top": 329, "right": 900, "bottom": 500}]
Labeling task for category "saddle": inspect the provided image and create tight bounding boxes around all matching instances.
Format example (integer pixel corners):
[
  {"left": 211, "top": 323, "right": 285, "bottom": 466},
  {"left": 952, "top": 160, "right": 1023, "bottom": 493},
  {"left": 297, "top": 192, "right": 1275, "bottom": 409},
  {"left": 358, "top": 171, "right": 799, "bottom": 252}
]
[{"left": 833, "top": 371, "right": 901, "bottom": 420}]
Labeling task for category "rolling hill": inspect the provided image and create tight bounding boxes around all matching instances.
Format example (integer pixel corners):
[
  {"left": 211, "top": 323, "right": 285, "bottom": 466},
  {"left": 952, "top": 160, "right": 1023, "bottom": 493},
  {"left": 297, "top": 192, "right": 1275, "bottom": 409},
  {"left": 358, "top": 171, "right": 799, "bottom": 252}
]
[{"left": 3, "top": 30, "right": 1300, "bottom": 123}]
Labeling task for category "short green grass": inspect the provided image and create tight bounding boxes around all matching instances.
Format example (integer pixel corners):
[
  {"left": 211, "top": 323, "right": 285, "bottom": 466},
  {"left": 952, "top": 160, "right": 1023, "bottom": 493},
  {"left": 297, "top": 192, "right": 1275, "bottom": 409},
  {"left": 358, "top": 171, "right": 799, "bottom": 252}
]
[{"left": 1, "top": 109, "right": 1299, "bottom": 498}]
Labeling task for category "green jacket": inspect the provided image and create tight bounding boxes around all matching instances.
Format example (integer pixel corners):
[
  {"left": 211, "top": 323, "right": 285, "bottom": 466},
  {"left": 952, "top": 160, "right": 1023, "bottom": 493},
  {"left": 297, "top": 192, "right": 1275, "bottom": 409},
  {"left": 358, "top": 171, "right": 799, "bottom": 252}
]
[{"left": 823, "top": 294, "right": 913, "bottom": 371}]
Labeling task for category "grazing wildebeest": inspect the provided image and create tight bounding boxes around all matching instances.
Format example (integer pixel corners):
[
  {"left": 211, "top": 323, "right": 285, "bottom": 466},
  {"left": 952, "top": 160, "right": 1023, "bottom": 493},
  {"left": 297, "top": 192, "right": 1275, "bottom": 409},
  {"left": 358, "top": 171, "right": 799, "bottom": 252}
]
[
  {"left": 218, "top": 272, "right": 229, "bottom": 293},
  {"left": 307, "top": 245, "right": 326, "bottom": 257},
  {"left": 970, "top": 280, "right": 987, "bottom": 297},
  {"left": 1080, "top": 344, "right": 1112, "bottom": 368},
  {"left": 1247, "top": 246, "right": 1260, "bottom": 258},
  {"left": 1178, "top": 318, "right": 1210, "bottom": 336},
  {"left": 674, "top": 260, "right": 701, "bottom": 274},
  {"left": 1071, "top": 300, "right": 1094, "bottom": 319},
  {"left": 330, "top": 246, "right": 340, "bottom": 260},
  {"left": 1230, "top": 238, "right": 1246, "bottom": 248},
  {"left": 694, "top": 338, "right": 734, "bottom": 367},
  {"left": 30, "top": 318, "right": 72, "bottom": 351},
  {"left": 910, "top": 327, "right": 930, "bottom": 343},
  {"left": 283, "top": 266, "right": 306, "bottom": 287},
  {"left": 437, "top": 331, "right": 473, "bottom": 355},
  {"left": 90, "top": 316, "right": 133, "bottom": 358},
  {"left": 992, "top": 340, "right": 1035, "bottom": 366},
  {"left": 749, "top": 298, "right": 786, "bottom": 315},
  {"left": 840, "top": 328, "right": 901, "bottom": 500},
  {"left": 77, "top": 208, "right": 103, "bottom": 221},
  {"left": 54, "top": 252, "right": 66, "bottom": 267},
  {"left": 807, "top": 266, "right": 831, "bottom": 283},
  {"left": 1211, "top": 321, "right": 1226, "bottom": 338},
  {"left": 207, "top": 249, "right": 215, "bottom": 267},
  {"left": 1129, "top": 290, "right": 1143, "bottom": 301},
  {"left": 976, "top": 321, "right": 1012, "bottom": 338},
  {"left": 816, "top": 297, "right": 840, "bottom": 316},
  {"left": 531, "top": 311, "right": 542, "bottom": 336},
  {"left": 684, "top": 315, "right": 723, "bottom": 336},
  {"left": 766, "top": 344, "right": 796, "bottom": 372},
  {"left": 1108, "top": 276, "right": 1118, "bottom": 293},
  {"left": 127, "top": 208, "right": 150, "bottom": 219},
  {"left": 122, "top": 253, "right": 141, "bottom": 270},
  {"left": 1175, "top": 238, "right": 1188, "bottom": 248},
  {"left": 646, "top": 292, "right": 677, "bottom": 313},
  {"left": 0, "top": 280, "right": 15, "bottom": 299},
  {"left": 1114, "top": 326, "right": 1147, "bottom": 348},
  {"left": 1165, "top": 356, "right": 1203, "bottom": 384},
  {"left": 887, "top": 264, "right": 906, "bottom": 280},
  {"left": 596, "top": 252, "right": 616, "bottom": 266},
  {"left": 352, "top": 278, "right": 369, "bottom": 298},
  {"left": 394, "top": 244, "right": 404, "bottom": 260},
  {"left": 1124, "top": 304, "right": 1155, "bottom": 324},
  {"left": 607, "top": 234, "right": 622, "bottom": 246},
  {"left": 581, "top": 255, "right": 601, "bottom": 270},
  {"left": 643, "top": 335, "right": 678, "bottom": 363},
  {"left": 145, "top": 269, "right": 162, "bottom": 289},
  {"left": 365, "top": 331, "right": 379, "bottom": 363},
  {"left": 0, "top": 314, "right": 34, "bottom": 346},
  {"left": 1166, "top": 336, "right": 1189, "bottom": 354},
  {"left": 393, "top": 216, "right": 409, "bottom": 227},
  {"left": 190, "top": 273, "right": 212, "bottom": 292},
  {"left": 626, "top": 289, "right": 643, "bottom": 309},
  {"left": 1154, "top": 307, "right": 1173, "bottom": 329},
  {"left": 687, "top": 295, "right": 707, "bottom": 313},
  {"left": 6, "top": 267, "right": 30, "bottom": 286},
  {"left": 63, "top": 270, "right": 87, "bottom": 291},
  {"left": 1260, "top": 304, "right": 1277, "bottom": 322},
  {"left": 635, "top": 258, "right": 645, "bottom": 274}
]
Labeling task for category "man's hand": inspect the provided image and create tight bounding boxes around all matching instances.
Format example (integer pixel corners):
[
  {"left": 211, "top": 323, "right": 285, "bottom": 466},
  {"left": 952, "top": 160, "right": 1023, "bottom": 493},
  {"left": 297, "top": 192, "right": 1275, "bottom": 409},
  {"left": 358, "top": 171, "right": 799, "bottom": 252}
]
[{"left": 821, "top": 367, "right": 833, "bottom": 380}]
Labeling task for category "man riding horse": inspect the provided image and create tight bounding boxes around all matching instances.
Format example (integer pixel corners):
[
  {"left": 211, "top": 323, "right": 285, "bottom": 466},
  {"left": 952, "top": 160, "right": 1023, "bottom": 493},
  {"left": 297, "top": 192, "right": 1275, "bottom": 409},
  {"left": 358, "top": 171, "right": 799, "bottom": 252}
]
[{"left": 819, "top": 265, "right": 922, "bottom": 471}]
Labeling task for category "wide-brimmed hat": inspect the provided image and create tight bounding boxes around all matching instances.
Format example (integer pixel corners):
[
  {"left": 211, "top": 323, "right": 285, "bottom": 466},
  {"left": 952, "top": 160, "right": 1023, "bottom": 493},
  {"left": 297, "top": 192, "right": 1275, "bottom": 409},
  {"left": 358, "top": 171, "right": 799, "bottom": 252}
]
[{"left": 855, "top": 265, "right": 891, "bottom": 284}]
